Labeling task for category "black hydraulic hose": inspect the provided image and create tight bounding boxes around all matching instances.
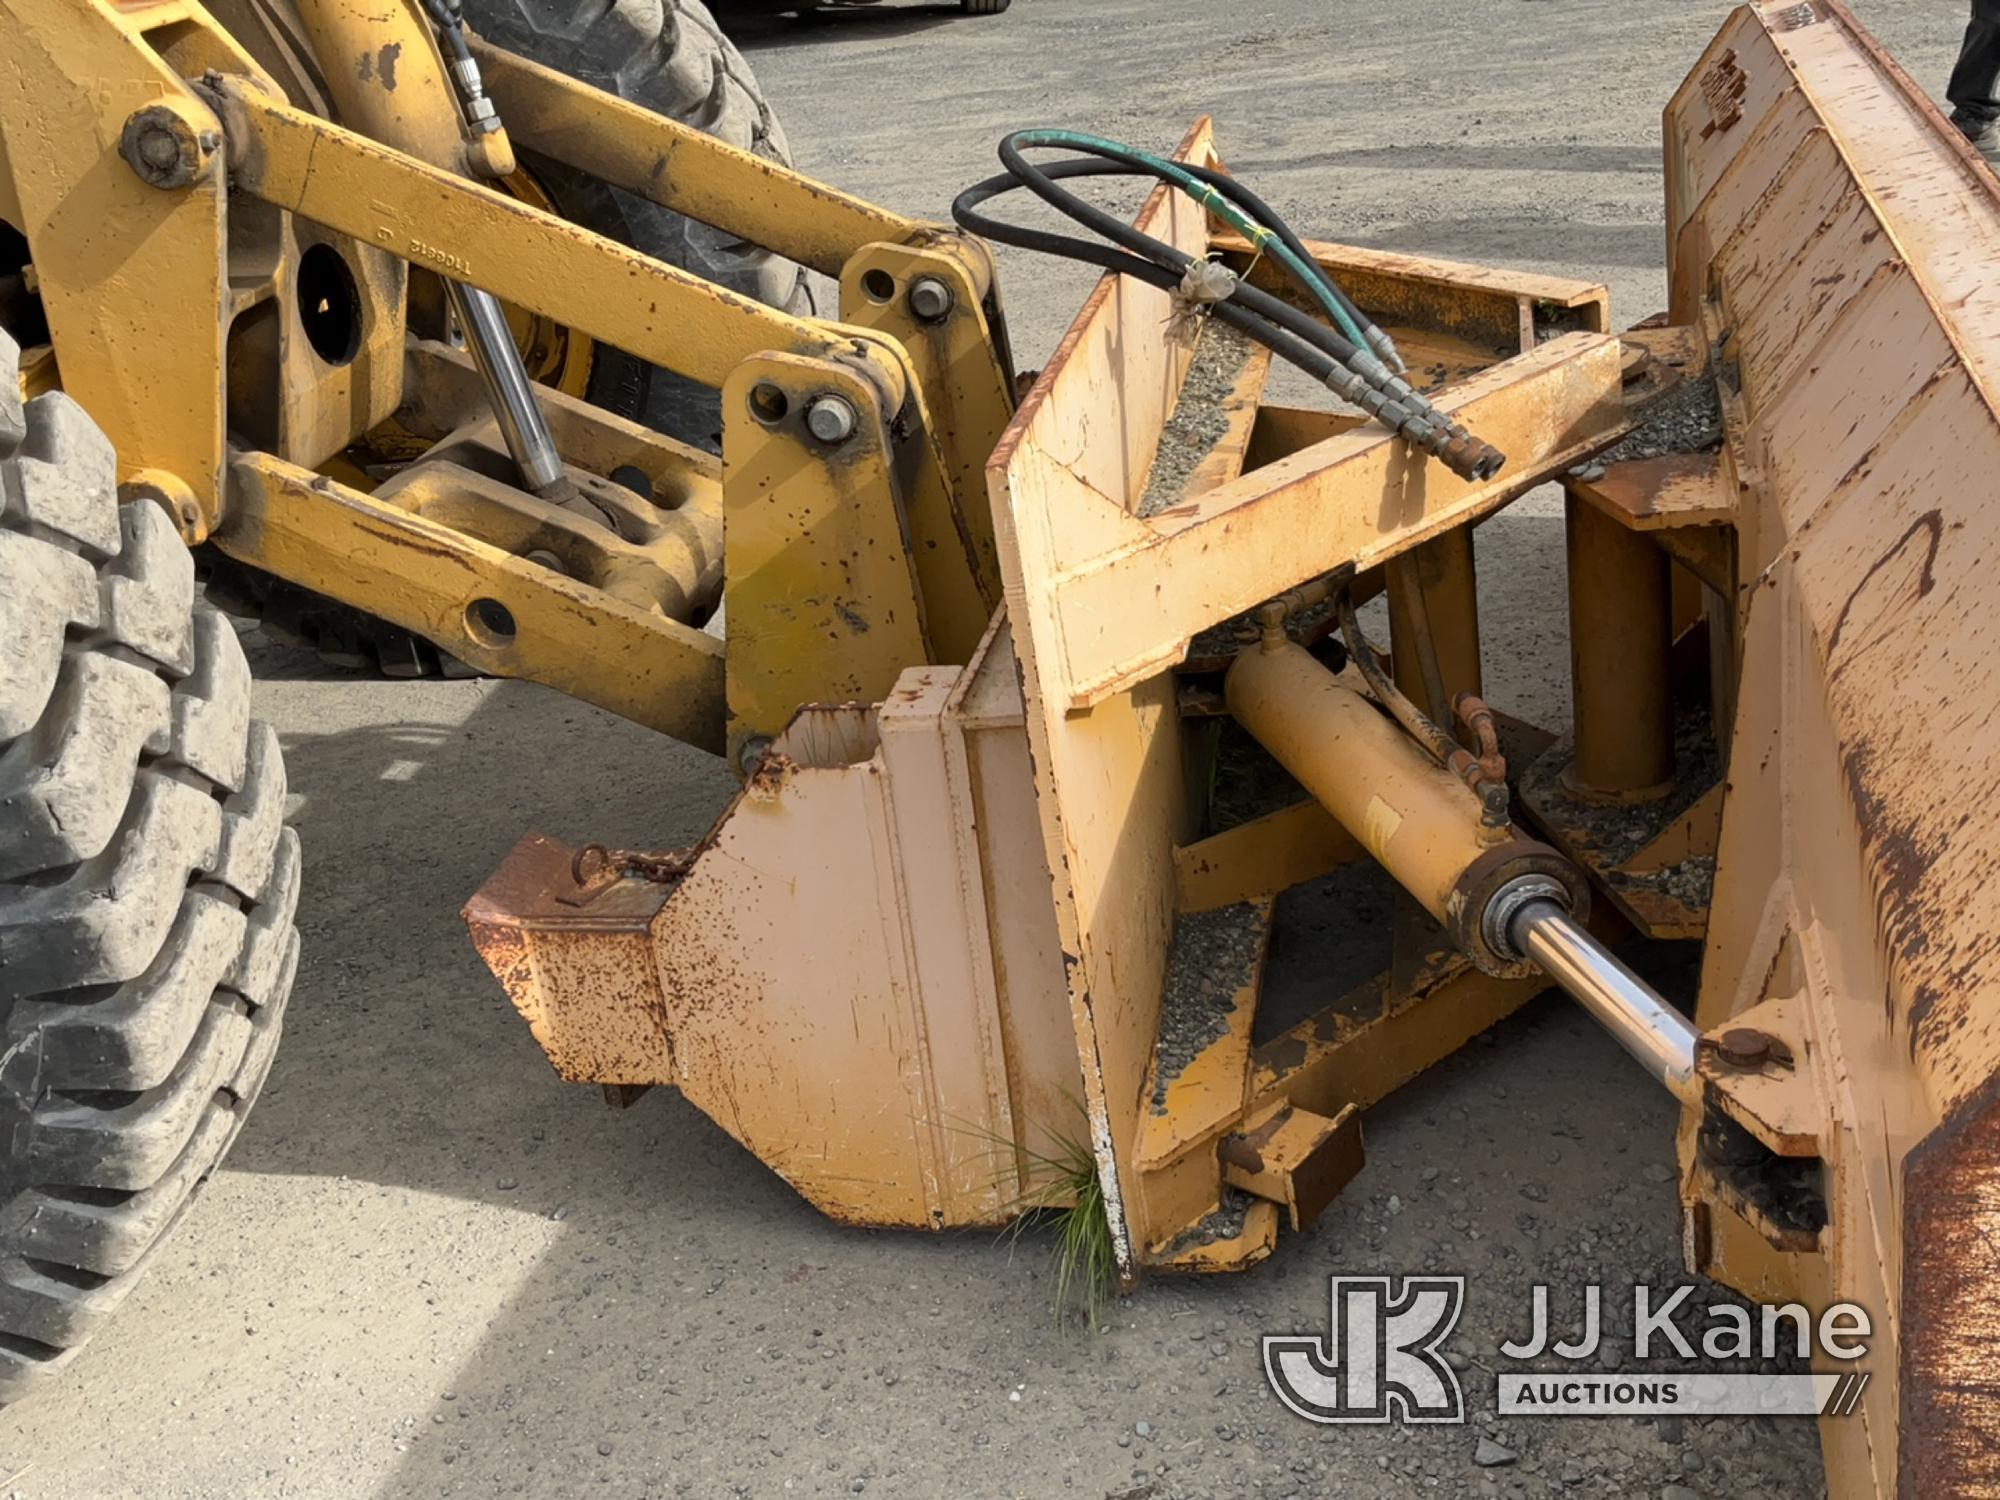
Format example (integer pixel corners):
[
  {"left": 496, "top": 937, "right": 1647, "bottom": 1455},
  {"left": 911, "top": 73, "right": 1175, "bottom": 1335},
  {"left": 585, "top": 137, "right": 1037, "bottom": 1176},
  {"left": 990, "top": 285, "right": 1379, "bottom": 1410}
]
[
  {"left": 955, "top": 186, "right": 1359, "bottom": 388},
  {"left": 953, "top": 151, "right": 1506, "bottom": 480},
  {"left": 955, "top": 162, "right": 1360, "bottom": 361},
  {"left": 1336, "top": 588, "right": 1469, "bottom": 772},
  {"left": 994, "top": 135, "right": 1429, "bottom": 401},
  {"left": 419, "top": 0, "right": 473, "bottom": 63},
  {"left": 1169, "top": 160, "right": 1378, "bottom": 360},
  {"left": 987, "top": 144, "right": 1389, "bottom": 373},
  {"left": 998, "top": 134, "right": 1388, "bottom": 367}
]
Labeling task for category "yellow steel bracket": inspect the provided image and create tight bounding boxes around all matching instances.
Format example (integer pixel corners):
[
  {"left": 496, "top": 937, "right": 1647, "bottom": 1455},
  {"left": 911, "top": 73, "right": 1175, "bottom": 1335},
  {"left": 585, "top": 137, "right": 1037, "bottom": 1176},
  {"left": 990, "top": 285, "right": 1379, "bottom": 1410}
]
[
  {"left": 228, "top": 451, "right": 726, "bottom": 748},
  {"left": 0, "top": 0, "right": 251, "bottom": 533},
  {"left": 721, "top": 352, "right": 930, "bottom": 764},
  {"left": 838, "top": 239, "right": 1014, "bottom": 615},
  {"left": 451, "top": 37, "right": 1019, "bottom": 639},
  {"left": 209, "top": 75, "right": 865, "bottom": 391},
  {"left": 208, "top": 76, "right": 1001, "bottom": 660}
]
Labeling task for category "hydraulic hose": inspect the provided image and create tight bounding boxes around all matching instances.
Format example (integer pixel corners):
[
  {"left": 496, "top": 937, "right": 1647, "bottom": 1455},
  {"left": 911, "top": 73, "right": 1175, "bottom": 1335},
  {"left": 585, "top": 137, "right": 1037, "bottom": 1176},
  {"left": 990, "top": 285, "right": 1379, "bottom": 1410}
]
[
  {"left": 998, "top": 131, "right": 1381, "bottom": 356},
  {"left": 1335, "top": 587, "right": 1510, "bottom": 833},
  {"left": 953, "top": 136, "right": 1504, "bottom": 480}
]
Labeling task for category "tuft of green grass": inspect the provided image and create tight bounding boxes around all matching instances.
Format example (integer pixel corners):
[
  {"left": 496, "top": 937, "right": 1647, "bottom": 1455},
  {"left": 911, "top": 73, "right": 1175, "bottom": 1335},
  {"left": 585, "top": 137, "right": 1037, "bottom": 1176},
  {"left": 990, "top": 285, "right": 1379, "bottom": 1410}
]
[
  {"left": 953, "top": 1102, "right": 1118, "bottom": 1330},
  {"left": 1010, "top": 1127, "right": 1116, "bottom": 1331}
]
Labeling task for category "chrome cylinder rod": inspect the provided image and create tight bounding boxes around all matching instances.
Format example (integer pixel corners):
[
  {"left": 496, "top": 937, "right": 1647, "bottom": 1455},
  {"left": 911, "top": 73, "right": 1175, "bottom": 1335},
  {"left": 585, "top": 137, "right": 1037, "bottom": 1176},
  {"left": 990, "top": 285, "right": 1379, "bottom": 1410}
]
[
  {"left": 1509, "top": 898, "right": 1699, "bottom": 1101},
  {"left": 445, "top": 280, "right": 566, "bottom": 495}
]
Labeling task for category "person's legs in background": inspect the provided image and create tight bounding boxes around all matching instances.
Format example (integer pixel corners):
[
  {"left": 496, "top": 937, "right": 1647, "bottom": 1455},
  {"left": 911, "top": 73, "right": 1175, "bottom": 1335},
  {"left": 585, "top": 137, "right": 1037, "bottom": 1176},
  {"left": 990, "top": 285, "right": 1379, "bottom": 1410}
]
[{"left": 1949, "top": 0, "right": 2000, "bottom": 165}]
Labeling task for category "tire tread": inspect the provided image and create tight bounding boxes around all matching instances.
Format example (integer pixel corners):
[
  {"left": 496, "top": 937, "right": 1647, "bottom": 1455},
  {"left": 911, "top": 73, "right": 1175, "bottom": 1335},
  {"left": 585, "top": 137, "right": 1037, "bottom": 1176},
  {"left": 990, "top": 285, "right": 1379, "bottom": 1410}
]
[{"left": 0, "top": 329, "right": 301, "bottom": 1403}]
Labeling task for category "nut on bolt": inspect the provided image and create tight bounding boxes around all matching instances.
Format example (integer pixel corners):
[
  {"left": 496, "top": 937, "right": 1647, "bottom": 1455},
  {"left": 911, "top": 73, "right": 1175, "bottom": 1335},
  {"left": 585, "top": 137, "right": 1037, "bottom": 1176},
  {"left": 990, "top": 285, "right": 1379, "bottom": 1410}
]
[
  {"left": 119, "top": 103, "right": 218, "bottom": 190},
  {"left": 907, "top": 276, "right": 956, "bottom": 324},
  {"left": 805, "top": 394, "right": 859, "bottom": 445},
  {"left": 737, "top": 734, "right": 774, "bottom": 778},
  {"left": 1714, "top": 1027, "right": 1774, "bottom": 1068}
]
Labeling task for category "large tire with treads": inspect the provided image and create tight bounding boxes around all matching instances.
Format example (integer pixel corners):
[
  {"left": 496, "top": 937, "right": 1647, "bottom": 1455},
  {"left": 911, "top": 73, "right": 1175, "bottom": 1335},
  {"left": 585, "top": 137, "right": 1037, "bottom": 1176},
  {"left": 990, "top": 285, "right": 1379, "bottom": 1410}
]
[{"left": 0, "top": 329, "right": 301, "bottom": 1400}]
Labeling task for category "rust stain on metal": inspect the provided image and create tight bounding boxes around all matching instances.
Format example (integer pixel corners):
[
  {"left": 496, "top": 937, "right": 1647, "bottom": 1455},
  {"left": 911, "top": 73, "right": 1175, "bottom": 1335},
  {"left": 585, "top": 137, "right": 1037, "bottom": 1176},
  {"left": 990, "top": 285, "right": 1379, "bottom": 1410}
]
[
  {"left": 562, "top": 842, "right": 697, "bottom": 905},
  {"left": 1698, "top": 50, "right": 1748, "bottom": 137},
  {"left": 1832, "top": 737, "right": 1992, "bottom": 1054},
  {"left": 743, "top": 749, "right": 800, "bottom": 797},
  {"left": 464, "top": 834, "right": 677, "bottom": 1084},
  {"left": 1899, "top": 1071, "right": 2000, "bottom": 1497}
]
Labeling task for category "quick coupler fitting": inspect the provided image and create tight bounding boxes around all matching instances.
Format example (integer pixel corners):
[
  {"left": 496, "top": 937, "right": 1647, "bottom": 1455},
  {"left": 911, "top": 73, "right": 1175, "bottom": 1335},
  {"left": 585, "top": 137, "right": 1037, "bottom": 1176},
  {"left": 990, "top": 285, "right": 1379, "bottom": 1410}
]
[
  {"left": 1325, "top": 370, "right": 1504, "bottom": 480},
  {"left": 1364, "top": 325, "right": 1408, "bottom": 376},
  {"left": 1437, "top": 432, "right": 1507, "bottom": 481}
]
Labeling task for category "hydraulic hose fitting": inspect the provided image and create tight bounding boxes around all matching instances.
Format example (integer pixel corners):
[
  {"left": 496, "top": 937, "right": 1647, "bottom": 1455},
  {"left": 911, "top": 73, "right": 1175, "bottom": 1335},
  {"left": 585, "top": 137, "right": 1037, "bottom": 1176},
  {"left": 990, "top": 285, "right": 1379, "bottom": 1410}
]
[
  {"left": 1365, "top": 325, "right": 1409, "bottom": 376},
  {"left": 1347, "top": 350, "right": 1420, "bottom": 402},
  {"left": 1437, "top": 433, "right": 1507, "bottom": 481},
  {"left": 1325, "top": 368, "right": 1505, "bottom": 481},
  {"left": 421, "top": 0, "right": 515, "bottom": 176}
]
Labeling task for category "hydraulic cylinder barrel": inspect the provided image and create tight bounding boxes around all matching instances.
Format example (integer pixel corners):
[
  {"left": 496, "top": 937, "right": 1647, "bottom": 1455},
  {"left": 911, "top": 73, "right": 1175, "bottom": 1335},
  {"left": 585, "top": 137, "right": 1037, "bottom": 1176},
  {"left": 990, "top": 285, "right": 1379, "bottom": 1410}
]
[{"left": 1226, "top": 634, "right": 1696, "bottom": 1099}]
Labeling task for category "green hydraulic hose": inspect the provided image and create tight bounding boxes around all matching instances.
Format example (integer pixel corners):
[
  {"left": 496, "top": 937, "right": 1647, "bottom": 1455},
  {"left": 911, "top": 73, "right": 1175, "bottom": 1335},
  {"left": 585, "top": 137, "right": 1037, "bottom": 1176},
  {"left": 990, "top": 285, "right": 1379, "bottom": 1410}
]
[{"left": 1007, "top": 128, "right": 1385, "bottom": 363}]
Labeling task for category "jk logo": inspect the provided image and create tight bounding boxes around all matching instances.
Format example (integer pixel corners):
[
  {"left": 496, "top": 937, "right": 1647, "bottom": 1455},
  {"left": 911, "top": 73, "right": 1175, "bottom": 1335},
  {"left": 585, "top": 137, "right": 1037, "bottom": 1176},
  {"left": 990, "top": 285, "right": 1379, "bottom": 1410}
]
[{"left": 1263, "top": 1276, "right": 1466, "bottom": 1424}]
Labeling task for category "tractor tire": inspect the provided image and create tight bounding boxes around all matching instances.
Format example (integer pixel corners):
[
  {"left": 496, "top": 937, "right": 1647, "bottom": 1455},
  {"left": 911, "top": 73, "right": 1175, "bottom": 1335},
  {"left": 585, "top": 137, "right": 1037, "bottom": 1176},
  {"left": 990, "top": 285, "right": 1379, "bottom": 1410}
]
[
  {"left": 0, "top": 328, "right": 301, "bottom": 1401},
  {"left": 202, "top": 0, "right": 809, "bottom": 677},
  {"left": 960, "top": 0, "right": 1012, "bottom": 13}
]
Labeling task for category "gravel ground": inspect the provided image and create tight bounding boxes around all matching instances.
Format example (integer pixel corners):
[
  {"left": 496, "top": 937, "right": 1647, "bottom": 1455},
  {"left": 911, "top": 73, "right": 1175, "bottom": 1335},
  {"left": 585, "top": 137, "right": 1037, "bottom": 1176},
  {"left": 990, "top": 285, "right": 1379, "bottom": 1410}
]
[
  {"left": 0, "top": 2, "right": 1961, "bottom": 1497},
  {"left": 1152, "top": 903, "right": 1264, "bottom": 1109}
]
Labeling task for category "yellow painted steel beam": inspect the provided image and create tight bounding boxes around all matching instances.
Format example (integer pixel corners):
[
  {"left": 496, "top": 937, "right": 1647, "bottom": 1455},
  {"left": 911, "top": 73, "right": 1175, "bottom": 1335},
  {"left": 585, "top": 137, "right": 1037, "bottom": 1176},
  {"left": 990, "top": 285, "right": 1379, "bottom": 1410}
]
[
  {"left": 1213, "top": 230, "right": 1611, "bottom": 350},
  {"left": 210, "top": 77, "right": 898, "bottom": 397},
  {"left": 473, "top": 39, "right": 923, "bottom": 278},
  {"left": 223, "top": 453, "right": 726, "bottom": 748},
  {"left": 1038, "top": 331, "right": 1626, "bottom": 708},
  {"left": 0, "top": 0, "right": 242, "bottom": 524},
  {"left": 1133, "top": 898, "right": 1271, "bottom": 1174},
  {"left": 1248, "top": 963, "right": 1548, "bottom": 1122},
  {"left": 1173, "top": 799, "right": 1363, "bottom": 914}
]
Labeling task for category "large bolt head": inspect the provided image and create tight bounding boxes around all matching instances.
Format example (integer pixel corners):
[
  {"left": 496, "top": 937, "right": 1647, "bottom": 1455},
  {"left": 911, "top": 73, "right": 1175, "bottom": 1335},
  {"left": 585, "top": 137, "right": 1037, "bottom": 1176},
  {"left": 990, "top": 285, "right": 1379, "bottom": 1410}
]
[
  {"left": 1715, "top": 1027, "right": 1773, "bottom": 1068},
  {"left": 119, "top": 104, "right": 214, "bottom": 190},
  {"left": 805, "top": 394, "right": 859, "bottom": 445},
  {"left": 907, "top": 276, "right": 955, "bottom": 324}
]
